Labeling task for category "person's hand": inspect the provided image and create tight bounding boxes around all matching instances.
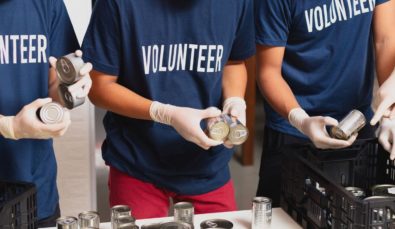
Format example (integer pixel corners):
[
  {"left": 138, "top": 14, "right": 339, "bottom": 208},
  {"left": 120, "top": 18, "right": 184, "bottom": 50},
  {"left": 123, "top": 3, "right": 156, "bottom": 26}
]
[
  {"left": 377, "top": 117, "right": 395, "bottom": 160},
  {"left": 371, "top": 69, "right": 395, "bottom": 125},
  {"left": 288, "top": 108, "right": 357, "bottom": 149},
  {"left": 150, "top": 101, "right": 223, "bottom": 149},
  {"left": 0, "top": 98, "right": 71, "bottom": 140},
  {"left": 222, "top": 97, "right": 246, "bottom": 148},
  {"left": 49, "top": 50, "right": 93, "bottom": 99}
]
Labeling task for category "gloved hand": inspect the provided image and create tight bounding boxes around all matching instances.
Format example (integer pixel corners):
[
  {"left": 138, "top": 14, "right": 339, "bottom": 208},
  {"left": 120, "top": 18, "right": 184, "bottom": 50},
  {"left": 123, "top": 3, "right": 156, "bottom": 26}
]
[
  {"left": 49, "top": 50, "right": 93, "bottom": 99},
  {"left": 150, "top": 101, "right": 223, "bottom": 150},
  {"left": 377, "top": 117, "right": 395, "bottom": 160},
  {"left": 0, "top": 98, "right": 71, "bottom": 140},
  {"left": 288, "top": 108, "right": 357, "bottom": 149},
  {"left": 222, "top": 97, "right": 246, "bottom": 148},
  {"left": 371, "top": 68, "right": 395, "bottom": 125}
]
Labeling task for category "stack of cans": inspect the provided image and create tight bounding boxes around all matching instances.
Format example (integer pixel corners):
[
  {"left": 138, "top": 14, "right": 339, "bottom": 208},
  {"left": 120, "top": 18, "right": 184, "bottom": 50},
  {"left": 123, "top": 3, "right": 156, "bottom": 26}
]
[
  {"left": 251, "top": 196, "right": 272, "bottom": 229},
  {"left": 111, "top": 205, "right": 138, "bottom": 229},
  {"left": 207, "top": 114, "right": 249, "bottom": 145},
  {"left": 173, "top": 202, "right": 194, "bottom": 228},
  {"left": 57, "top": 211, "right": 100, "bottom": 229},
  {"left": 56, "top": 53, "right": 87, "bottom": 109}
]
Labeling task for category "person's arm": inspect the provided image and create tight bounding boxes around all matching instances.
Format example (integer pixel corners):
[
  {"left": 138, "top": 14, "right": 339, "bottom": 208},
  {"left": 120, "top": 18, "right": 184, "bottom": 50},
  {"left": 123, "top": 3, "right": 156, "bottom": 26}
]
[{"left": 256, "top": 45, "right": 356, "bottom": 149}]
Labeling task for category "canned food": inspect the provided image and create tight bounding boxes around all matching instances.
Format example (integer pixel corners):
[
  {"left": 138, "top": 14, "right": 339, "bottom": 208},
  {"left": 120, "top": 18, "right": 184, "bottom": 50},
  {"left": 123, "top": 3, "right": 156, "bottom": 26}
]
[
  {"left": 363, "top": 196, "right": 389, "bottom": 201},
  {"left": 345, "top": 187, "right": 366, "bottom": 199},
  {"left": 174, "top": 202, "right": 194, "bottom": 228},
  {"left": 371, "top": 184, "right": 395, "bottom": 197},
  {"left": 78, "top": 211, "right": 100, "bottom": 229},
  {"left": 251, "top": 196, "right": 272, "bottom": 228},
  {"left": 224, "top": 115, "right": 248, "bottom": 145},
  {"left": 160, "top": 221, "right": 192, "bottom": 229},
  {"left": 56, "top": 216, "right": 78, "bottom": 229},
  {"left": 58, "top": 84, "right": 86, "bottom": 109},
  {"left": 331, "top": 110, "right": 366, "bottom": 140},
  {"left": 56, "top": 53, "right": 85, "bottom": 85},
  {"left": 206, "top": 115, "right": 230, "bottom": 141},
  {"left": 113, "top": 215, "right": 139, "bottom": 229},
  {"left": 200, "top": 219, "right": 233, "bottom": 229},
  {"left": 111, "top": 205, "right": 132, "bottom": 229},
  {"left": 37, "top": 102, "right": 64, "bottom": 124}
]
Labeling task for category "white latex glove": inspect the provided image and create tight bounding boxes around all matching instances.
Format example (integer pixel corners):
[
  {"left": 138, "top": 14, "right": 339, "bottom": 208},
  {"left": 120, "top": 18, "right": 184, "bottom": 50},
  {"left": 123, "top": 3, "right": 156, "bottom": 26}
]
[
  {"left": 378, "top": 117, "right": 395, "bottom": 160},
  {"left": 222, "top": 97, "right": 247, "bottom": 148},
  {"left": 371, "top": 68, "right": 395, "bottom": 125},
  {"left": 0, "top": 98, "right": 71, "bottom": 140},
  {"left": 49, "top": 50, "right": 93, "bottom": 99},
  {"left": 150, "top": 101, "right": 223, "bottom": 150},
  {"left": 288, "top": 108, "right": 357, "bottom": 149}
]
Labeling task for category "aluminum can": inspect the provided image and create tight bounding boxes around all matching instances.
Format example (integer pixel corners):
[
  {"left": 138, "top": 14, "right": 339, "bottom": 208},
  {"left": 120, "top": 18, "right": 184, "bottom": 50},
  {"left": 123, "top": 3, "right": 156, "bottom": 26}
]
[
  {"left": 56, "top": 53, "right": 85, "bottom": 85},
  {"left": 78, "top": 211, "right": 100, "bottom": 229},
  {"left": 223, "top": 115, "right": 248, "bottom": 145},
  {"left": 206, "top": 115, "right": 230, "bottom": 141},
  {"left": 252, "top": 196, "right": 272, "bottom": 228},
  {"left": 200, "top": 219, "right": 233, "bottom": 229},
  {"left": 371, "top": 184, "right": 395, "bottom": 197},
  {"left": 113, "top": 215, "right": 139, "bottom": 229},
  {"left": 160, "top": 222, "right": 192, "bottom": 229},
  {"left": 174, "top": 202, "right": 194, "bottom": 228},
  {"left": 331, "top": 110, "right": 366, "bottom": 140},
  {"left": 345, "top": 186, "right": 366, "bottom": 199},
  {"left": 37, "top": 102, "right": 64, "bottom": 124},
  {"left": 58, "top": 84, "right": 86, "bottom": 109},
  {"left": 111, "top": 205, "right": 132, "bottom": 229},
  {"left": 56, "top": 216, "right": 78, "bottom": 229}
]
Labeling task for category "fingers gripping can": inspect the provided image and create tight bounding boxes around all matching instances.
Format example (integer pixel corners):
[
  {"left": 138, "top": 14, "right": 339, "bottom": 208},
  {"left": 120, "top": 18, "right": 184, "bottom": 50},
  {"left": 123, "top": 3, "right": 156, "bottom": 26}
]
[
  {"left": 58, "top": 83, "right": 86, "bottom": 109},
  {"left": 56, "top": 216, "right": 78, "bottom": 229},
  {"left": 207, "top": 115, "right": 230, "bottom": 141},
  {"left": 37, "top": 102, "right": 64, "bottom": 124},
  {"left": 331, "top": 109, "right": 366, "bottom": 140},
  {"left": 78, "top": 211, "right": 100, "bottom": 229},
  {"left": 111, "top": 205, "right": 132, "bottom": 229},
  {"left": 56, "top": 53, "right": 85, "bottom": 85},
  {"left": 174, "top": 202, "right": 194, "bottom": 228},
  {"left": 251, "top": 197, "right": 272, "bottom": 229}
]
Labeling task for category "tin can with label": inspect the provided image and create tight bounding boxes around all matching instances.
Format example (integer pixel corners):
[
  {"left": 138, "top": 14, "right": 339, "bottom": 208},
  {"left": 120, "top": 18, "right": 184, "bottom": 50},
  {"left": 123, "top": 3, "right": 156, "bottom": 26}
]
[
  {"left": 113, "top": 215, "right": 139, "bottom": 229},
  {"left": 56, "top": 216, "right": 78, "bottom": 229},
  {"left": 37, "top": 102, "right": 64, "bottom": 124},
  {"left": 371, "top": 184, "right": 395, "bottom": 197},
  {"left": 174, "top": 202, "right": 194, "bottom": 228},
  {"left": 223, "top": 115, "right": 249, "bottom": 145},
  {"left": 56, "top": 53, "right": 85, "bottom": 85},
  {"left": 206, "top": 115, "right": 230, "bottom": 141},
  {"left": 111, "top": 205, "right": 132, "bottom": 229},
  {"left": 160, "top": 222, "right": 192, "bottom": 229},
  {"left": 200, "top": 219, "right": 233, "bottom": 229},
  {"left": 78, "top": 211, "right": 100, "bottom": 229},
  {"left": 345, "top": 187, "right": 366, "bottom": 199},
  {"left": 58, "top": 83, "right": 86, "bottom": 109},
  {"left": 252, "top": 196, "right": 272, "bottom": 229},
  {"left": 331, "top": 110, "right": 366, "bottom": 140}
]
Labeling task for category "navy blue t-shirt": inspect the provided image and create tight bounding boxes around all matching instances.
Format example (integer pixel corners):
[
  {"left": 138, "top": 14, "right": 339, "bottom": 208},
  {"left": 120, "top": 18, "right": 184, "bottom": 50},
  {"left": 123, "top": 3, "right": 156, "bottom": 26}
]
[
  {"left": 0, "top": 0, "right": 79, "bottom": 220},
  {"left": 255, "top": 0, "right": 388, "bottom": 138},
  {"left": 83, "top": 0, "right": 255, "bottom": 195}
]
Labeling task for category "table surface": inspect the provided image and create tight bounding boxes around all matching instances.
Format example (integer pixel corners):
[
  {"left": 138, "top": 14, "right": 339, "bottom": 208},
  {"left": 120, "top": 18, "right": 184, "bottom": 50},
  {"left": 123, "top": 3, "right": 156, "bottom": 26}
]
[{"left": 46, "top": 208, "right": 301, "bottom": 229}]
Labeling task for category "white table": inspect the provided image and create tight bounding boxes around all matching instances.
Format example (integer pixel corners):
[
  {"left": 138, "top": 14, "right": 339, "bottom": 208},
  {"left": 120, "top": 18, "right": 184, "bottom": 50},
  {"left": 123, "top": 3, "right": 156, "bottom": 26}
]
[{"left": 46, "top": 208, "right": 301, "bottom": 229}]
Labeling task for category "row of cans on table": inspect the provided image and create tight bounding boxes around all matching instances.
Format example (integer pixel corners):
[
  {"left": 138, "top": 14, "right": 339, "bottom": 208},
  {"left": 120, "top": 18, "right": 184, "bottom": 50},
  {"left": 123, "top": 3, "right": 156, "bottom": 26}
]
[
  {"left": 345, "top": 184, "right": 395, "bottom": 200},
  {"left": 206, "top": 114, "right": 249, "bottom": 145}
]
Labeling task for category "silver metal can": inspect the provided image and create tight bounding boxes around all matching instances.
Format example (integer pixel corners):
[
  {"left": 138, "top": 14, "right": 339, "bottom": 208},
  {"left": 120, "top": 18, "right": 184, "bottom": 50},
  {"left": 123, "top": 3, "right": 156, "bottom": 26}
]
[
  {"left": 78, "top": 211, "right": 100, "bottom": 229},
  {"left": 58, "top": 83, "right": 86, "bottom": 109},
  {"left": 345, "top": 187, "right": 366, "bottom": 199},
  {"left": 206, "top": 115, "right": 230, "bottom": 141},
  {"left": 371, "top": 184, "right": 395, "bottom": 197},
  {"left": 113, "top": 215, "right": 138, "bottom": 229},
  {"left": 200, "top": 219, "right": 233, "bottom": 229},
  {"left": 111, "top": 205, "right": 132, "bottom": 229},
  {"left": 223, "top": 115, "right": 249, "bottom": 145},
  {"left": 174, "top": 202, "right": 194, "bottom": 228},
  {"left": 252, "top": 196, "right": 272, "bottom": 228},
  {"left": 331, "top": 110, "right": 366, "bottom": 140},
  {"left": 37, "top": 102, "right": 64, "bottom": 124},
  {"left": 160, "top": 222, "right": 192, "bottom": 229},
  {"left": 56, "top": 53, "right": 85, "bottom": 85},
  {"left": 56, "top": 216, "right": 78, "bottom": 229}
]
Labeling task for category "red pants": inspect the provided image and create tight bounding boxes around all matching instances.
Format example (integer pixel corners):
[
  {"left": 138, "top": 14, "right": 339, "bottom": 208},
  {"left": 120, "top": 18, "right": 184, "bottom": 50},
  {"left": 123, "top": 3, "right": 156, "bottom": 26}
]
[{"left": 108, "top": 167, "right": 237, "bottom": 219}]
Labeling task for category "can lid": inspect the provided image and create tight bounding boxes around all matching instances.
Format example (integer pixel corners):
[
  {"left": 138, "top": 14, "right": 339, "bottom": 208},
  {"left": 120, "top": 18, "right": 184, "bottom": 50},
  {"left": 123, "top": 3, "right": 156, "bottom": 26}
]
[
  {"left": 78, "top": 211, "right": 99, "bottom": 220},
  {"left": 208, "top": 121, "right": 230, "bottom": 141},
  {"left": 252, "top": 196, "right": 271, "bottom": 204},
  {"left": 56, "top": 56, "right": 78, "bottom": 85},
  {"left": 200, "top": 219, "right": 233, "bottom": 229},
  {"left": 56, "top": 216, "right": 78, "bottom": 225},
  {"left": 159, "top": 221, "right": 192, "bottom": 229},
  {"left": 112, "top": 205, "right": 131, "bottom": 212},
  {"left": 39, "top": 102, "right": 64, "bottom": 124},
  {"left": 228, "top": 124, "right": 248, "bottom": 145},
  {"left": 174, "top": 202, "right": 194, "bottom": 210},
  {"left": 330, "top": 126, "right": 348, "bottom": 140}
]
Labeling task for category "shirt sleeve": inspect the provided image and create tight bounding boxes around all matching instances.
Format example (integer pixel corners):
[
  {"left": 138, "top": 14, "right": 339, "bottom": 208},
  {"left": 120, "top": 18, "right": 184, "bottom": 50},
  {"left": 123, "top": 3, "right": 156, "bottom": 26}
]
[
  {"left": 49, "top": 0, "right": 80, "bottom": 57},
  {"left": 254, "top": 0, "right": 293, "bottom": 47},
  {"left": 376, "top": 0, "right": 389, "bottom": 5},
  {"left": 228, "top": 0, "right": 256, "bottom": 61},
  {"left": 81, "top": 0, "right": 121, "bottom": 76}
]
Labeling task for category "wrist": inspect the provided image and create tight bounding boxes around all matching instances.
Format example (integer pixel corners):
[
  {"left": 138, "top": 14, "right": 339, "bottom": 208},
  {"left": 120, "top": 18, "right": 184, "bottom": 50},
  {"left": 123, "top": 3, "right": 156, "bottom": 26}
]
[
  {"left": 288, "top": 107, "right": 309, "bottom": 131},
  {"left": 223, "top": 97, "right": 246, "bottom": 110},
  {"left": 0, "top": 116, "right": 17, "bottom": 140},
  {"left": 149, "top": 101, "right": 175, "bottom": 125}
]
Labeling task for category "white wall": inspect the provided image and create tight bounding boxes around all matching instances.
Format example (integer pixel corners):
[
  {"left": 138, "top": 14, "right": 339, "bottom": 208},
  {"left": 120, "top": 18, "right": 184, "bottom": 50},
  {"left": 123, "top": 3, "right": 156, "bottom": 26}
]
[{"left": 53, "top": 0, "right": 96, "bottom": 217}]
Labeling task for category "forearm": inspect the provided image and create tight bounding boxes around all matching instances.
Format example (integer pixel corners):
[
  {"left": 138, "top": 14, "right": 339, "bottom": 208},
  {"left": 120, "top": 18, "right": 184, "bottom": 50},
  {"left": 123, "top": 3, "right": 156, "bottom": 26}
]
[
  {"left": 375, "top": 39, "right": 395, "bottom": 85},
  {"left": 88, "top": 71, "right": 152, "bottom": 120},
  {"left": 222, "top": 61, "right": 247, "bottom": 99}
]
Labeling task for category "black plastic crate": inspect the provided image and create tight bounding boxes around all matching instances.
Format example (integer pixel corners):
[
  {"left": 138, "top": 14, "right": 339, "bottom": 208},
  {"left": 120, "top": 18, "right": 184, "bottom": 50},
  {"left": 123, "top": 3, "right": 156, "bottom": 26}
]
[
  {"left": 0, "top": 181, "right": 36, "bottom": 229},
  {"left": 281, "top": 139, "right": 395, "bottom": 229}
]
